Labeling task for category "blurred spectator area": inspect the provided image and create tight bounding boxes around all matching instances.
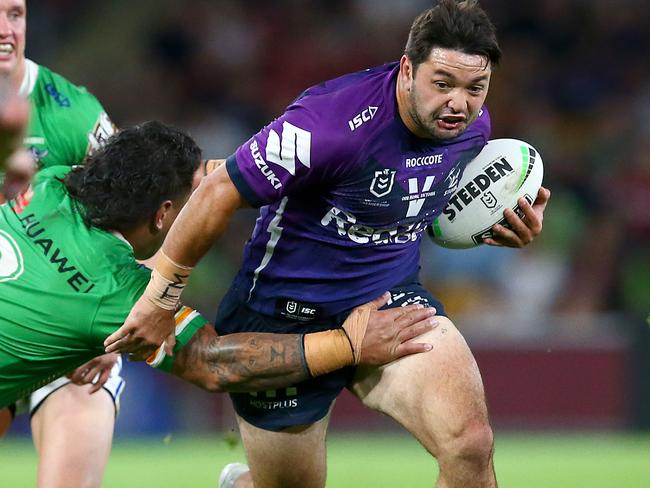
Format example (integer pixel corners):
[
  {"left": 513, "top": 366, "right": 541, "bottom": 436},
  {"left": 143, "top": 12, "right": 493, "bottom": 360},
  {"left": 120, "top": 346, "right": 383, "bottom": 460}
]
[
  {"left": 14, "top": 0, "right": 649, "bottom": 434},
  {"left": 26, "top": 0, "right": 648, "bottom": 323}
]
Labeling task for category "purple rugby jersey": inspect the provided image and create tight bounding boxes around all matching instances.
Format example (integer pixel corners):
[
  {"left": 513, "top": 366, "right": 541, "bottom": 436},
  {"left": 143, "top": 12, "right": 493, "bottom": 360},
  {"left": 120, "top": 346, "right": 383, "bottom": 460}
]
[{"left": 225, "top": 62, "right": 491, "bottom": 318}]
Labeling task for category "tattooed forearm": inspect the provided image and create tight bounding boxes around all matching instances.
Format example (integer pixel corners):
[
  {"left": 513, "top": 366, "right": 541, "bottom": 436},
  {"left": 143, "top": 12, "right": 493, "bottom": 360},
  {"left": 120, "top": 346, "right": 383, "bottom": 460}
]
[{"left": 171, "top": 325, "right": 309, "bottom": 393}]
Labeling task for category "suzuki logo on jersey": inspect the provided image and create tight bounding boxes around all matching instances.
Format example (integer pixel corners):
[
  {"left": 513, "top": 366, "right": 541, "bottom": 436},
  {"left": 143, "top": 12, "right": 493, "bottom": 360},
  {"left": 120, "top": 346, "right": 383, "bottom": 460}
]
[
  {"left": 321, "top": 206, "right": 427, "bottom": 245},
  {"left": 250, "top": 140, "right": 282, "bottom": 189},
  {"left": 402, "top": 176, "right": 436, "bottom": 217},
  {"left": 405, "top": 154, "right": 443, "bottom": 168},
  {"left": 348, "top": 106, "right": 378, "bottom": 131},
  {"left": 369, "top": 169, "right": 396, "bottom": 198}
]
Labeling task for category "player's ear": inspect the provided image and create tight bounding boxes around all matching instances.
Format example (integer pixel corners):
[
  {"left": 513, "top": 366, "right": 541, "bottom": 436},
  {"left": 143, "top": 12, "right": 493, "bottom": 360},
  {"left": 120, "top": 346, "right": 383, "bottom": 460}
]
[
  {"left": 153, "top": 200, "right": 173, "bottom": 231},
  {"left": 399, "top": 55, "right": 414, "bottom": 84}
]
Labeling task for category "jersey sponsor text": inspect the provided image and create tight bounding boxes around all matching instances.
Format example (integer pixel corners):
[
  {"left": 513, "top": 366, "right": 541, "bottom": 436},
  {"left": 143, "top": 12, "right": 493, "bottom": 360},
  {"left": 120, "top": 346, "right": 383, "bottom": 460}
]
[
  {"left": 405, "top": 154, "right": 443, "bottom": 168},
  {"left": 250, "top": 140, "right": 282, "bottom": 189},
  {"left": 16, "top": 213, "right": 96, "bottom": 293},
  {"left": 321, "top": 206, "right": 428, "bottom": 244},
  {"left": 443, "top": 157, "right": 513, "bottom": 221}
]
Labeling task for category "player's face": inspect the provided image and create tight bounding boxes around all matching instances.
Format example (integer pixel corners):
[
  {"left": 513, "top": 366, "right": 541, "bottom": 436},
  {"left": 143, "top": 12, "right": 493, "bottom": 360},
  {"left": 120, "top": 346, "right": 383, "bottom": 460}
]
[
  {"left": 0, "top": 0, "right": 25, "bottom": 80},
  {"left": 138, "top": 166, "right": 203, "bottom": 259},
  {"left": 400, "top": 48, "right": 491, "bottom": 140}
]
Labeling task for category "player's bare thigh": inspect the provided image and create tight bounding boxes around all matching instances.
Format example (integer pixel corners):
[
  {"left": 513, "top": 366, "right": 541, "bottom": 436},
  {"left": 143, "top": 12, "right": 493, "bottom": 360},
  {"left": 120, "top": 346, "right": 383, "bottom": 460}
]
[
  {"left": 31, "top": 383, "right": 115, "bottom": 488},
  {"left": 234, "top": 412, "right": 330, "bottom": 488},
  {"left": 349, "top": 315, "right": 490, "bottom": 456}
]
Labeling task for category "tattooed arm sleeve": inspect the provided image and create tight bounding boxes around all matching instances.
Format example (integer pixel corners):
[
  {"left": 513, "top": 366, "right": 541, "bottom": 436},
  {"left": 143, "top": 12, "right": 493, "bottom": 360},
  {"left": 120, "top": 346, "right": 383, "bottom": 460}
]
[{"left": 170, "top": 325, "right": 310, "bottom": 393}]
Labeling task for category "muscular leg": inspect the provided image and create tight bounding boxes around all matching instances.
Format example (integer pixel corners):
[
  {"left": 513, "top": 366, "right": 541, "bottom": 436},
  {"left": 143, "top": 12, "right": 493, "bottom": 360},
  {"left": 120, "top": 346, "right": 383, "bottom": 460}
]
[
  {"left": 233, "top": 412, "right": 330, "bottom": 488},
  {"left": 31, "top": 383, "right": 116, "bottom": 488},
  {"left": 350, "top": 316, "right": 496, "bottom": 488}
]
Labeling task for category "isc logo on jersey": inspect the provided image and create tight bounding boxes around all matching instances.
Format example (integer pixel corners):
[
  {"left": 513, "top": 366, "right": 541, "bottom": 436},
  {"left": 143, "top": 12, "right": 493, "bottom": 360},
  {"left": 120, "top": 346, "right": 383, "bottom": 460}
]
[{"left": 348, "top": 106, "right": 378, "bottom": 132}]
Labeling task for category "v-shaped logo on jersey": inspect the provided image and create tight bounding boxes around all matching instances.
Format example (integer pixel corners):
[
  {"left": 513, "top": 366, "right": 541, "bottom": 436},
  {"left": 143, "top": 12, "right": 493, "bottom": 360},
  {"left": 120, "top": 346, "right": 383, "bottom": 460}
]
[{"left": 370, "top": 169, "right": 396, "bottom": 198}]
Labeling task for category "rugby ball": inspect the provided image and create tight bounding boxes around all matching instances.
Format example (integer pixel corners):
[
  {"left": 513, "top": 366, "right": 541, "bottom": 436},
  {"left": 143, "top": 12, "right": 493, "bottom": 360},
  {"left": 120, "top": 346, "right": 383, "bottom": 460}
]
[{"left": 428, "top": 138, "right": 543, "bottom": 249}]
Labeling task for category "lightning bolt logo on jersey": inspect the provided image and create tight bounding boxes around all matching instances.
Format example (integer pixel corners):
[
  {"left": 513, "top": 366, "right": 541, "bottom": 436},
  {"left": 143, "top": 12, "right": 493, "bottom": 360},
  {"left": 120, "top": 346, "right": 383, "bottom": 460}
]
[{"left": 226, "top": 62, "right": 491, "bottom": 317}]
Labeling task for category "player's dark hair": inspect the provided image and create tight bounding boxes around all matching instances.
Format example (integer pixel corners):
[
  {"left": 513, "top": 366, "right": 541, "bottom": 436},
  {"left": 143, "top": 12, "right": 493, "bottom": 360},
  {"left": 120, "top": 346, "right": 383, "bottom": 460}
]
[
  {"left": 405, "top": 0, "right": 501, "bottom": 72},
  {"left": 64, "top": 121, "right": 201, "bottom": 232}
]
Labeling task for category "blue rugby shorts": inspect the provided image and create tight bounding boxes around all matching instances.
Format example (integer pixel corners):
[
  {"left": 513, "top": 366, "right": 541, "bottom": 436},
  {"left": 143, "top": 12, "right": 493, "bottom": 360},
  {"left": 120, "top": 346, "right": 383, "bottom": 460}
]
[{"left": 214, "top": 282, "right": 445, "bottom": 431}]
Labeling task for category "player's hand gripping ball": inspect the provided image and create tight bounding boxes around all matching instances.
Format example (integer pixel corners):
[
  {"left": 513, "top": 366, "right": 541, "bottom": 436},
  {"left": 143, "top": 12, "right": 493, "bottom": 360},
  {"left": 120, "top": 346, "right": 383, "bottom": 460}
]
[{"left": 429, "top": 138, "right": 544, "bottom": 249}]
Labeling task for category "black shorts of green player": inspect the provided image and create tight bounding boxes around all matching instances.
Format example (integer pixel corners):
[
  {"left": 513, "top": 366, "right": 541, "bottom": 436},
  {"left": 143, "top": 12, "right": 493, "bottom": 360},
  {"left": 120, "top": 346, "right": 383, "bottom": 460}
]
[{"left": 215, "top": 279, "right": 445, "bottom": 431}]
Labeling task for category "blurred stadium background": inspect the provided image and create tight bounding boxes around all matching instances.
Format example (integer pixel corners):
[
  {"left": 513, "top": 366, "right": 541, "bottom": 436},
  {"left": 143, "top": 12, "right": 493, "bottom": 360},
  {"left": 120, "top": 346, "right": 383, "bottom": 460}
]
[{"left": 2, "top": 0, "right": 649, "bottom": 486}]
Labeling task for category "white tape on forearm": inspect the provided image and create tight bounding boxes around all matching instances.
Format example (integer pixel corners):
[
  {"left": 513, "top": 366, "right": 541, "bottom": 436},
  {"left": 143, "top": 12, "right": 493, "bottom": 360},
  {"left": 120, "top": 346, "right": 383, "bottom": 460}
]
[
  {"left": 144, "top": 251, "right": 193, "bottom": 310},
  {"left": 303, "top": 330, "right": 354, "bottom": 377},
  {"left": 341, "top": 305, "right": 371, "bottom": 364}
]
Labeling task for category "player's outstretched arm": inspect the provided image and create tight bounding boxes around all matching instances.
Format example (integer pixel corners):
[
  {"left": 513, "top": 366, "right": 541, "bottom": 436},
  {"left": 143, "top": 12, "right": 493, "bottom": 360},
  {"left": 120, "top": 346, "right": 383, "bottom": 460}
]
[
  {"left": 168, "top": 296, "right": 437, "bottom": 393},
  {"left": 105, "top": 164, "right": 243, "bottom": 358},
  {"left": 170, "top": 327, "right": 308, "bottom": 393},
  {"left": 484, "top": 186, "right": 551, "bottom": 247}
]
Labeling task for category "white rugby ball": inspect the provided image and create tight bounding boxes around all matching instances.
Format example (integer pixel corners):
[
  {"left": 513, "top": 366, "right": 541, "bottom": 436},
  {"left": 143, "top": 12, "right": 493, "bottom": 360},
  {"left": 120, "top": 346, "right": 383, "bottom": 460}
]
[{"left": 429, "top": 138, "right": 543, "bottom": 249}]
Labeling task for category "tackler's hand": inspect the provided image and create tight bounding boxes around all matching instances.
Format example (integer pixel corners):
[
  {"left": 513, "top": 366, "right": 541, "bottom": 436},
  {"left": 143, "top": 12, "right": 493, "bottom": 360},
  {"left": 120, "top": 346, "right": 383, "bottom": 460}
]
[
  {"left": 104, "top": 295, "right": 175, "bottom": 360},
  {"left": 67, "top": 353, "right": 120, "bottom": 394},
  {"left": 342, "top": 293, "right": 437, "bottom": 367}
]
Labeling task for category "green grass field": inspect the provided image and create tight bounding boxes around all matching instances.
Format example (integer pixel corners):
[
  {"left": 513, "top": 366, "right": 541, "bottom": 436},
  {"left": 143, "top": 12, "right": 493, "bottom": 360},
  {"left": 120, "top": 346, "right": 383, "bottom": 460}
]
[{"left": 2, "top": 432, "right": 650, "bottom": 487}]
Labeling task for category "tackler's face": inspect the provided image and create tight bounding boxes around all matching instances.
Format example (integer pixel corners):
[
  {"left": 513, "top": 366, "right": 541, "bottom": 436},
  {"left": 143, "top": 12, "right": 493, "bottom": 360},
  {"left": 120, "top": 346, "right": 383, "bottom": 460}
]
[
  {"left": 0, "top": 0, "right": 26, "bottom": 80},
  {"left": 137, "top": 164, "right": 203, "bottom": 260},
  {"left": 400, "top": 47, "right": 491, "bottom": 140}
]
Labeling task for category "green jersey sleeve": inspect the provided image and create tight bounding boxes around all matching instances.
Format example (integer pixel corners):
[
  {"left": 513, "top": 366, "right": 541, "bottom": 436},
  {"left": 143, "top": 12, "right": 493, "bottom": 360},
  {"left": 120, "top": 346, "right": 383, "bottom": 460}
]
[
  {"left": 24, "top": 60, "right": 116, "bottom": 168},
  {"left": 146, "top": 306, "right": 210, "bottom": 373}
]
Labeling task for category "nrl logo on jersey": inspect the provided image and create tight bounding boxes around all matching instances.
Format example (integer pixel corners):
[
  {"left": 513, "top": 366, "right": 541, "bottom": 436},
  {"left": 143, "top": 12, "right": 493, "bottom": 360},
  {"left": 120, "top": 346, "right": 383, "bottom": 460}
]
[{"left": 369, "top": 169, "right": 396, "bottom": 198}]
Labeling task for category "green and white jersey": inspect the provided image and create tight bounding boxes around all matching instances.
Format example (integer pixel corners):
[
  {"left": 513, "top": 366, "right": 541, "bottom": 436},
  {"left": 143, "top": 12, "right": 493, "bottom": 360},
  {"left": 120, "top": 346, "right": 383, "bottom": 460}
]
[
  {"left": 0, "top": 167, "right": 205, "bottom": 408},
  {"left": 20, "top": 58, "right": 116, "bottom": 168}
]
